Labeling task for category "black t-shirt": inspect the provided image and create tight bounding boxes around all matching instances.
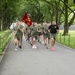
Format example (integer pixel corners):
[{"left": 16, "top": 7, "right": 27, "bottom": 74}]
[{"left": 48, "top": 25, "right": 59, "bottom": 33}]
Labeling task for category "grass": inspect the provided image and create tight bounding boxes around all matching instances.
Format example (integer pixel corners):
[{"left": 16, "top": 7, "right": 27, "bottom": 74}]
[
  {"left": 0, "top": 30, "right": 12, "bottom": 55},
  {"left": 56, "top": 30, "right": 75, "bottom": 49}
]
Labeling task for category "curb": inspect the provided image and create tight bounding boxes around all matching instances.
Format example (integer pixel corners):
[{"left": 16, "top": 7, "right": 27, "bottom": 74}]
[{"left": 56, "top": 42, "right": 75, "bottom": 51}]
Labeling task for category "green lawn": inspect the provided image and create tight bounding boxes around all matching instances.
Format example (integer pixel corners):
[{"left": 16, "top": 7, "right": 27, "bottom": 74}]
[
  {"left": 0, "top": 30, "right": 12, "bottom": 55},
  {"left": 56, "top": 30, "right": 75, "bottom": 49}
]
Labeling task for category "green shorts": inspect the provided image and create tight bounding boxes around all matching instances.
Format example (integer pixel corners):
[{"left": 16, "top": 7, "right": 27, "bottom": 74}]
[
  {"left": 50, "top": 33, "right": 57, "bottom": 39},
  {"left": 15, "top": 33, "right": 23, "bottom": 41},
  {"left": 44, "top": 34, "right": 50, "bottom": 39}
]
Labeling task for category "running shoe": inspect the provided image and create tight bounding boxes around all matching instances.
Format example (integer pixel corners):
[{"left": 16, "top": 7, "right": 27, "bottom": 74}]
[
  {"left": 34, "top": 45, "right": 37, "bottom": 49},
  {"left": 19, "top": 45, "right": 22, "bottom": 49},
  {"left": 51, "top": 47, "right": 54, "bottom": 51},
  {"left": 32, "top": 45, "right": 35, "bottom": 49},
  {"left": 15, "top": 46, "right": 18, "bottom": 51}
]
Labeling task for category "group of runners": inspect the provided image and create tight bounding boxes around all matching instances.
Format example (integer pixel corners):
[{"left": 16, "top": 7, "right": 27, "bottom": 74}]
[{"left": 10, "top": 20, "right": 59, "bottom": 51}]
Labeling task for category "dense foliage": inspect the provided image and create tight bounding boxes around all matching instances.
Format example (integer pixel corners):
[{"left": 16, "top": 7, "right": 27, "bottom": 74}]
[{"left": 0, "top": 0, "right": 75, "bottom": 35}]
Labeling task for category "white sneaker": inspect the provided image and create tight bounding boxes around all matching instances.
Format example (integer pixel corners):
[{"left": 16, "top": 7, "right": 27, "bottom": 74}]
[
  {"left": 35, "top": 46, "right": 37, "bottom": 49},
  {"left": 34, "top": 45, "right": 37, "bottom": 49},
  {"left": 15, "top": 46, "right": 18, "bottom": 51},
  {"left": 32, "top": 45, "right": 35, "bottom": 49},
  {"left": 15, "top": 48, "right": 18, "bottom": 51}
]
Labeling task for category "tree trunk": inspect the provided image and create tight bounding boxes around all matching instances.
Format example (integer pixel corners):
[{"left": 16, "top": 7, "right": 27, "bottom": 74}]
[
  {"left": 38, "top": 10, "right": 40, "bottom": 23},
  {"left": 55, "top": 1, "right": 59, "bottom": 26},
  {"left": 62, "top": 0, "right": 68, "bottom": 36},
  {"left": 1, "top": 17, "right": 3, "bottom": 31}
]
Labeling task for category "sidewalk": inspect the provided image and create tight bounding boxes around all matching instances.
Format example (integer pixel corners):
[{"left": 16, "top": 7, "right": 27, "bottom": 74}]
[{"left": 0, "top": 37, "right": 75, "bottom": 75}]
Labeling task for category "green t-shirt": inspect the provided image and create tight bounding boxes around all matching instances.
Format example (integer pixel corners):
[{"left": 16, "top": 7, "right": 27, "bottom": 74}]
[
  {"left": 43, "top": 25, "right": 50, "bottom": 36},
  {"left": 32, "top": 26, "right": 38, "bottom": 35},
  {"left": 15, "top": 25, "right": 23, "bottom": 35}
]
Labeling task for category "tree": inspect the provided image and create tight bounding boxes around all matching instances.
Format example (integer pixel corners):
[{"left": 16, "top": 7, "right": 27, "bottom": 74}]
[
  {"left": 0, "top": 0, "right": 75, "bottom": 31},
  {"left": 63, "top": 0, "right": 68, "bottom": 35}
]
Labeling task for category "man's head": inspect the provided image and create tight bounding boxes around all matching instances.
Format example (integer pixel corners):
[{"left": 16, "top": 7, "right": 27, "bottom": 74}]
[{"left": 52, "top": 21, "right": 56, "bottom": 25}]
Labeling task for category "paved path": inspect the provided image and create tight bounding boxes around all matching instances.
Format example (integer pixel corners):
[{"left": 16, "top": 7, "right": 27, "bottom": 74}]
[{"left": 0, "top": 37, "right": 75, "bottom": 75}]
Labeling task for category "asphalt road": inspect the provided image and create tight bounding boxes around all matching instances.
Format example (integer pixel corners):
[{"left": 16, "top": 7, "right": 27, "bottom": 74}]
[{"left": 0, "top": 37, "right": 75, "bottom": 75}]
